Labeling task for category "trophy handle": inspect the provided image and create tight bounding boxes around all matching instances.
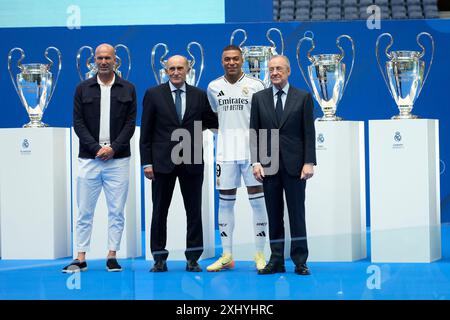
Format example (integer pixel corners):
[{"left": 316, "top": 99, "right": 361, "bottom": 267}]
[
  {"left": 115, "top": 44, "right": 131, "bottom": 79},
  {"left": 296, "top": 31, "right": 315, "bottom": 92},
  {"left": 375, "top": 33, "right": 394, "bottom": 98},
  {"left": 76, "top": 46, "right": 94, "bottom": 81},
  {"left": 187, "top": 41, "right": 205, "bottom": 86},
  {"left": 151, "top": 43, "right": 169, "bottom": 85},
  {"left": 336, "top": 34, "right": 355, "bottom": 94},
  {"left": 7, "top": 47, "right": 25, "bottom": 98},
  {"left": 416, "top": 32, "right": 434, "bottom": 96},
  {"left": 266, "top": 28, "right": 284, "bottom": 55},
  {"left": 45, "top": 46, "right": 62, "bottom": 105},
  {"left": 230, "top": 29, "right": 247, "bottom": 47}
]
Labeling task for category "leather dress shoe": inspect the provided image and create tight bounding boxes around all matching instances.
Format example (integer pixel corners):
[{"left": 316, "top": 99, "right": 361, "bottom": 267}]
[
  {"left": 295, "top": 264, "right": 311, "bottom": 275},
  {"left": 150, "top": 260, "right": 168, "bottom": 272},
  {"left": 186, "top": 260, "right": 202, "bottom": 272},
  {"left": 257, "top": 262, "right": 286, "bottom": 275}
]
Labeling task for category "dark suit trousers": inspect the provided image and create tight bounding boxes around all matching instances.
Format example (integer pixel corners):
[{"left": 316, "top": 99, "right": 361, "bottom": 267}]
[
  {"left": 262, "top": 160, "right": 308, "bottom": 266},
  {"left": 151, "top": 165, "right": 204, "bottom": 262}
]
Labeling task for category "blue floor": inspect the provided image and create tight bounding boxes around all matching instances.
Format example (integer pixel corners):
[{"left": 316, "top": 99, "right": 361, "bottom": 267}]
[{"left": 1, "top": 225, "right": 450, "bottom": 300}]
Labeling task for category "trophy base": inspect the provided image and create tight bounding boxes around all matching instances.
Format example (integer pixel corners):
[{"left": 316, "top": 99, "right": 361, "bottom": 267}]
[
  {"left": 23, "top": 121, "right": 49, "bottom": 128},
  {"left": 391, "top": 114, "right": 419, "bottom": 120},
  {"left": 318, "top": 116, "right": 343, "bottom": 121}
]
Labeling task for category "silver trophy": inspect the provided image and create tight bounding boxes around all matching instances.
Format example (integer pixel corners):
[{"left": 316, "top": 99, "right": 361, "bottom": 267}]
[
  {"left": 230, "top": 28, "right": 284, "bottom": 87},
  {"left": 297, "top": 31, "right": 355, "bottom": 121},
  {"left": 8, "top": 47, "right": 62, "bottom": 128},
  {"left": 376, "top": 32, "right": 434, "bottom": 119},
  {"left": 151, "top": 41, "right": 204, "bottom": 86},
  {"left": 76, "top": 44, "right": 131, "bottom": 81}
]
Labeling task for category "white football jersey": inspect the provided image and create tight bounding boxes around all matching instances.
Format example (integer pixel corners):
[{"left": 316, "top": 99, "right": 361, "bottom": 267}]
[{"left": 207, "top": 73, "right": 265, "bottom": 161}]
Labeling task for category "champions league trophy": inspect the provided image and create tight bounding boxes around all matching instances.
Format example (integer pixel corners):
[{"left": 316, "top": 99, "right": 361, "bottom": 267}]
[
  {"left": 297, "top": 31, "right": 355, "bottom": 121},
  {"left": 76, "top": 44, "right": 131, "bottom": 81},
  {"left": 151, "top": 41, "right": 204, "bottom": 86},
  {"left": 8, "top": 47, "right": 62, "bottom": 128},
  {"left": 376, "top": 32, "right": 434, "bottom": 119},
  {"left": 229, "top": 28, "right": 284, "bottom": 87}
]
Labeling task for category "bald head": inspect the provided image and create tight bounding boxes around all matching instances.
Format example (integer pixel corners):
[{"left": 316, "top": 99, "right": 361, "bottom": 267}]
[
  {"left": 95, "top": 43, "right": 116, "bottom": 79},
  {"left": 165, "top": 55, "right": 190, "bottom": 88},
  {"left": 95, "top": 43, "right": 115, "bottom": 57}
]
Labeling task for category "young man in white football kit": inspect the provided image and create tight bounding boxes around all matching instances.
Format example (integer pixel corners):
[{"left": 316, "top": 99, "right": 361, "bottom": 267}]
[{"left": 206, "top": 45, "right": 268, "bottom": 271}]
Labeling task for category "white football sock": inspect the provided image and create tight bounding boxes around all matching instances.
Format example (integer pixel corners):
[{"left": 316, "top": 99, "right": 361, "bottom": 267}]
[
  {"left": 218, "top": 194, "right": 236, "bottom": 254},
  {"left": 249, "top": 192, "right": 268, "bottom": 252}
]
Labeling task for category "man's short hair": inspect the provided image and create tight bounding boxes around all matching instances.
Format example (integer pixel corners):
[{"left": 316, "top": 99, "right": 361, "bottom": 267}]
[
  {"left": 270, "top": 55, "right": 291, "bottom": 70},
  {"left": 222, "top": 44, "right": 242, "bottom": 54}
]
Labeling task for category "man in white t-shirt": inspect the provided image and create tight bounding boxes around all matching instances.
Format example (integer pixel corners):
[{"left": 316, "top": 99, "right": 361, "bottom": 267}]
[{"left": 206, "top": 45, "right": 268, "bottom": 271}]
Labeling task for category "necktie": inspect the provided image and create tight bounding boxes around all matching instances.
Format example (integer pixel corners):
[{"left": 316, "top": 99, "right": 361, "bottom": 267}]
[
  {"left": 275, "top": 90, "right": 283, "bottom": 125},
  {"left": 175, "top": 89, "right": 182, "bottom": 123}
]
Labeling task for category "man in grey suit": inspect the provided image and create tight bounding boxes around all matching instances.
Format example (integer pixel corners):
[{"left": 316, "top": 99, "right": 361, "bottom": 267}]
[{"left": 250, "top": 55, "right": 316, "bottom": 275}]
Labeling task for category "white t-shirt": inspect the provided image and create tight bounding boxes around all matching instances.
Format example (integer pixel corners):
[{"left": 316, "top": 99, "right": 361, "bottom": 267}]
[
  {"left": 98, "top": 75, "right": 115, "bottom": 146},
  {"left": 207, "top": 73, "right": 265, "bottom": 162}
]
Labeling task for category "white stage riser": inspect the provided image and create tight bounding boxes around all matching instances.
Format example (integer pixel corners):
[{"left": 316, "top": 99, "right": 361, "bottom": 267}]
[
  {"left": 369, "top": 119, "right": 441, "bottom": 263},
  {"left": 306, "top": 121, "right": 367, "bottom": 262},
  {"left": 0, "top": 128, "right": 71, "bottom": 259}
]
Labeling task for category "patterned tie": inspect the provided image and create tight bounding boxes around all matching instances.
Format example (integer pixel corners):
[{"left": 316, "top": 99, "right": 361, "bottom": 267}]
[
  {"left": 275, "top": 90, "right": 284, "bottom": 125},
  {"left": 175, "top": 89, "right": 182, "bottom": 123}
]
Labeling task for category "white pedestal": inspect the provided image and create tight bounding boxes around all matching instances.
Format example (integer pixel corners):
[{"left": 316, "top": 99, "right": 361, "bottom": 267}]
[
  {"left": 369, "top": 119, "right": 441, "bottom": 262},
  {"left": 145, "top": 131, "right": 215, "bottom": 261},
  {"left": 0, "top": 128, "right": 71, "bottom": 259},
  {"left": 305, "top": 121, "right": 367, "bottom": 261},
  {"left": 71, "top": 127, "right": 142, "bottom": 259}
]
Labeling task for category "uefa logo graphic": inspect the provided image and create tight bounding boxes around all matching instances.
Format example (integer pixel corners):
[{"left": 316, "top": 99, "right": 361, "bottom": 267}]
[
  {"left": 22, "top": 139, "right": 30, "bottom": 149},
  {"left": 317, "top": 133, "right": 325, "bottom": 144},
  {"left": 394, "top": 131, "right": 402, "bottom": 142}
]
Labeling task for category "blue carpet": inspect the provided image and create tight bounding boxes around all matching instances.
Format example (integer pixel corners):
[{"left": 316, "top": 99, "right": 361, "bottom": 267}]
[{"left": 1, "top": 225, "right": 449, "bottom": 300}]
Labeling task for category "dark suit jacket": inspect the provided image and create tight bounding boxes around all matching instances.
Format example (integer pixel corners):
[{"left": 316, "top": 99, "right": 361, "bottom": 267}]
[
  {"left": 140, "top": 82, "right": 218, "bottom": 174},
  {"left": 73, "top": 75, "right": 137, "bottom": 159},
  {"left": 250, "top": 85, "right": 316, "bottom": 177}
]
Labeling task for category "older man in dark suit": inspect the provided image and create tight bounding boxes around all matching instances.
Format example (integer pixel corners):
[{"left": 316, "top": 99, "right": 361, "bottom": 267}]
[
  {"left": 250, "top": 55, "right": 316, "bottom": 275},
  {"left": 140, "top": 55, "right": 218, "bottom": 272}
]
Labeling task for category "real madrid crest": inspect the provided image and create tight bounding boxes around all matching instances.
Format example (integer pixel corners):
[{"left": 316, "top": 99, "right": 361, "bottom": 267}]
[
  {"left": 317, "top": 133, "right": 325, "bottom": 144},
  {"left": 242, "top": 87, "right": 249, "bottom": 96},
  {"left": 392, "top": 131, "right": 404, "bottom": 149},
  {"left": 22, "top": 139, "right": 30, "bottom": 149},
  {"left": 20, "top": 138, "right": 32, "bottom": 154}
]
